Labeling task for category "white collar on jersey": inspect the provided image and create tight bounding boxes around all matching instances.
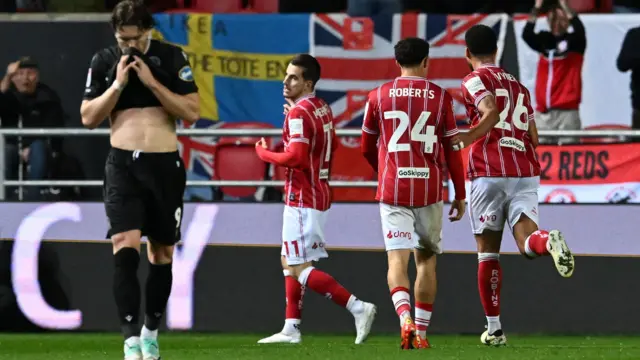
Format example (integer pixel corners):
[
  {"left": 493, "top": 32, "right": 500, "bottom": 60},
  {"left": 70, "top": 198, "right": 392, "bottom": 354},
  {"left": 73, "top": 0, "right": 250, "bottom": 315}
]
[
  {"left": 396, "top": 75, "right": 427, "bottom": 80},
  {"left": 479, "top": 63, "right": 498, "bottom": 68},
  {"left": 293, "top": 92, "right": 316, "bottom": 105}
]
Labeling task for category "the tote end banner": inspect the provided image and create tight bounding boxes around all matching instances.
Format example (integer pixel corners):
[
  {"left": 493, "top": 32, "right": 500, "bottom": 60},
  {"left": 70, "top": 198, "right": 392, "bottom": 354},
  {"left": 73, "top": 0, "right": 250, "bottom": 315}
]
[{"left": 152, "top": 13, "right": 310, "bottom": 126}]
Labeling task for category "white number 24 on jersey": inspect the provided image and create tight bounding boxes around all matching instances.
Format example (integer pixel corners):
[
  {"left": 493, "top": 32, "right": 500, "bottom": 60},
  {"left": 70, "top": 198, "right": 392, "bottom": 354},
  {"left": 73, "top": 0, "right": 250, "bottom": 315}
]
[{"left": 384, "top": 110, "right": 438, "bottom": 153}]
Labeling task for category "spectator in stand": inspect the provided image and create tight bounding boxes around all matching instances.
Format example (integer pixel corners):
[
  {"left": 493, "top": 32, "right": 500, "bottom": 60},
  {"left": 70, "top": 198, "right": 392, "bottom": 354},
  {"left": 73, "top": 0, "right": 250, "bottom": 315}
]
[
  {"left": 522, "top": 0, "right": 586, "bottom": 145},
  {"left": 0, "top": 57, "right": 65, "bottom": 200},
  {"left": 616, "top": 26, "right": 640, "bottom": 136}
]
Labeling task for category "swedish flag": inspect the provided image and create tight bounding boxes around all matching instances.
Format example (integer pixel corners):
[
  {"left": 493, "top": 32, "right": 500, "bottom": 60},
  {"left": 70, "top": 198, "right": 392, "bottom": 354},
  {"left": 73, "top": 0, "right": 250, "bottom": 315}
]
[{"left": 152, "top": 13, "right": 310, "bottom": 126}]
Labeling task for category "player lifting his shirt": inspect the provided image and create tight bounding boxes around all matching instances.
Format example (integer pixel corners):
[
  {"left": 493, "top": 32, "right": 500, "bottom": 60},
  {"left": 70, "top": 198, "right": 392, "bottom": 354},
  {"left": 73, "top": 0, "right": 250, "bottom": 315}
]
[
  {"left": 255, "top": 54, "right": 377, "bottom": 345},
  {"left": 361, "top": 37, "right": 467, "bottom": 350},
  {"left": 80, "top": 1, "right": 198, "bottom": 359},
  {"left": 455, "top": 25, "right": 575, "bottom": 347}
]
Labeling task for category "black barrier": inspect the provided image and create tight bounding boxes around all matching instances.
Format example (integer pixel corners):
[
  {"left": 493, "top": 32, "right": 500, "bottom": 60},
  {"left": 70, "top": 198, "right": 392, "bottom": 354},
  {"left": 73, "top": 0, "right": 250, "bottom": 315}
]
[{"left": 1, "top": 240, "right": 638, "bottom": 334}]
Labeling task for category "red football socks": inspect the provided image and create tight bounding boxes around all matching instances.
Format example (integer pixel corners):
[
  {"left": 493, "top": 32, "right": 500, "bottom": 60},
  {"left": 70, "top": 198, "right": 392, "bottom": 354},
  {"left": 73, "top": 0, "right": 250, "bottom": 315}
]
[
  {"left": 390, "top": 287, "right": 412, "bottom": 321},
  {"left": 303, "top": 268, "right": 351, "bottom": 308},
  {"left": 478, "top": 253, "right": 501, "bottom": 317},
  {"left": 285, "top": 274, "right": 303, "bottom": 320},
  {"left": 415, "top": 302, "right": 433, "bottom": 338},
  {"left": 525, "top": 230, "right": 550, "bottom": 257}
]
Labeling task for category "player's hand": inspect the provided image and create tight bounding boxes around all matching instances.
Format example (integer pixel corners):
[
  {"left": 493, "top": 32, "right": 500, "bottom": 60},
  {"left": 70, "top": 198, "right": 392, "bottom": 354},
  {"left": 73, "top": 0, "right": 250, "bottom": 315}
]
[
  {"left": 5, "top": 61, "right": 20, "bottom": 78},
  {"left": 115, "top": 55, "right": 136, "bottom": 87},
  {"left": 534, "top": 0, "right": 544, "bottom": 9},
  {"left": 451, "top": 133, "right": 473, "bottom": 151},
  {"left": 448, "top": 199, "right": 466, "bottom": 222},
  {"left": 255, "top": 137, "right": 268, "bottom": 149},
  {"left": 283, "top": 98, "right": 294, "bottom": 115},
  {"left": 131, "top": 56, "right": 157, "bottom": 88}
]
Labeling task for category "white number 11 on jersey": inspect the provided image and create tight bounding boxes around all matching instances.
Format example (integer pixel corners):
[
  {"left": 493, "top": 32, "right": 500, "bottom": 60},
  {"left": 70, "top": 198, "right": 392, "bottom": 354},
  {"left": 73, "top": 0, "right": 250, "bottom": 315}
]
[{"left": 384, "top": 110, "right": 438, "bottom": 153}]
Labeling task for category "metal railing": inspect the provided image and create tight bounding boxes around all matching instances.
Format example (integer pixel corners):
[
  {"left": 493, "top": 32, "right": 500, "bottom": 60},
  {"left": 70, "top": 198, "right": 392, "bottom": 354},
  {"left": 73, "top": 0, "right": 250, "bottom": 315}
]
[{"left": 1, "top": 128, "right": 639, "bottom": 200}]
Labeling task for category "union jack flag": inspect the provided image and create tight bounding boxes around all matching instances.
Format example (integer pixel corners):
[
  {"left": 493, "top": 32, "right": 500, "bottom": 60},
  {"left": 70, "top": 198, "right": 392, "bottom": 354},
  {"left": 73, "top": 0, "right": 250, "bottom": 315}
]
[{"left": 311, "top": 13, "right": 509, "bottom": 129}]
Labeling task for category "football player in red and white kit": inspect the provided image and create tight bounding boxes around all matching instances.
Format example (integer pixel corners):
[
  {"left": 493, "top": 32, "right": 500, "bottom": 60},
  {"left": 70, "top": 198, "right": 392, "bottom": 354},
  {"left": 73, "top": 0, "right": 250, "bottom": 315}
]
[
  {"left": 255, "top": 54, "right": 377, "bottom": 345},
  {"left": 456, "top": 25, "right": 576, "bottom": 347},
  {"left": 361, "top": 38, "right": 467, "bottom": 349}
]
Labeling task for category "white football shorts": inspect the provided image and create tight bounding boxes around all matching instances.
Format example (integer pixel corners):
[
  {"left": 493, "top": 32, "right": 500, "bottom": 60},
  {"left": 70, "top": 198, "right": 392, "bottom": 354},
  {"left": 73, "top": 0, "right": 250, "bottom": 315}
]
[
  {"left": 468, "top": 176, "right": 540, "bottom": 234},
  {"left": 281, "top": 205, "right": 329, "bottom": 266},
  {"left": 379, "top": 201, "right": 444, "bottom": 254}
]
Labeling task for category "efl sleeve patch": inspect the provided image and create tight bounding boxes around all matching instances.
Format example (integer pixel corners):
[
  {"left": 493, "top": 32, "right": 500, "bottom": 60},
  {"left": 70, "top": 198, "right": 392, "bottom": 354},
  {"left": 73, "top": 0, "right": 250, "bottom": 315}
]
[
  {"left": 288, "top": 118, "right": 303, "bottom": 136},
  {"left": 464, "top": 76, "right": 486, "bottom": 95}
]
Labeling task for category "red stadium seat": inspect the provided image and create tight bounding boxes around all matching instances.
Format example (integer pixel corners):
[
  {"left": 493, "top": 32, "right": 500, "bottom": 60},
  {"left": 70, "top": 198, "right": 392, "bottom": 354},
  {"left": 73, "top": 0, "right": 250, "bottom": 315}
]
[
  {"left": 568, "top": 0, "right": 596, "bottom": 12},
  {"left": 190, "top": 0, "right": 243, "bottom": 13},
  {"left": 249, "top": 0, "right": 279, "bottom": 13},
  {"left": 581, "top": 124, "right": 631, "bottom": 144},
  {"left": 330, "top": 137, "right": 377, "bottom": 202},
  {"left": 213, "top": 122, "right": 275, "bottom": 198}
]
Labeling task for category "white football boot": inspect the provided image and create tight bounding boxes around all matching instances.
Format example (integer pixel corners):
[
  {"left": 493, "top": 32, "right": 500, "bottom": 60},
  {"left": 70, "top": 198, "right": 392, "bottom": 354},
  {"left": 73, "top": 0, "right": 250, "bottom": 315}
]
[
  {"left": 353, "top": 302, "right": 377, "bottom": 344},
  {"left": 124, "top": 337, "right": 143, "bottom": 360},
  {"left": 547, "top": 230, "right": 575, "bottom": 278},
  {"left": 257, "top": 328, "right": 302, "bottom": 344},
  {"left": 480, "top": 329, "right": 507, "bottom": 347},
  {"left": 140, "top": 337, "right": 161, "bottom": 360}
]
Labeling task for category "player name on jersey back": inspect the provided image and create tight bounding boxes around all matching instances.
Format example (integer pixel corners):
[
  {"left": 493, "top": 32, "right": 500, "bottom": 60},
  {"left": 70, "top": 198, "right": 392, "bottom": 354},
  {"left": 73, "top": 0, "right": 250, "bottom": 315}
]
[
  {"left": 388, "top": 87, "right": 436, "bottom": 99},
  {"left": 362, "top": 76, "right": 460, "bottom": 207}
]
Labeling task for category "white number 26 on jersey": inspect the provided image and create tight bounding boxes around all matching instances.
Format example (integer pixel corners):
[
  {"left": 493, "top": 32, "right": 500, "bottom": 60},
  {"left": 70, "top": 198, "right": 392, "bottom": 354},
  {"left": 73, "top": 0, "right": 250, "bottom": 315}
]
[
  {"left": 495, "top": 89, "right": 529, "bottom": 131},
  {"left": 384, "top": 110, "right": 438, "bottom": 153}
]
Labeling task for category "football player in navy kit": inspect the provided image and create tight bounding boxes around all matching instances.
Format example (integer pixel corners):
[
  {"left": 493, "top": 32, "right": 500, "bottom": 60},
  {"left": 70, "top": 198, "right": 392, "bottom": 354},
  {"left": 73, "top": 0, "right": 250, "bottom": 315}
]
[{"left": 80, "top": 1, "right": 199, "bottom": 359}]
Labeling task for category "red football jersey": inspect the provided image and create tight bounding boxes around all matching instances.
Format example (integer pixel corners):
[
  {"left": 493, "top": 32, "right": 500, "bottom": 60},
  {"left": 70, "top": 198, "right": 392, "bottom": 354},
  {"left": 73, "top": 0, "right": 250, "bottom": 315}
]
[
  {"left": 282, "top": 94, "right": 336, "bottom": 211},
  {"left": 461, "top": 64, "right": 541, "bottom": 179},
  {"left": 362, "top": 76, "right": 459, "bottom": 207}
]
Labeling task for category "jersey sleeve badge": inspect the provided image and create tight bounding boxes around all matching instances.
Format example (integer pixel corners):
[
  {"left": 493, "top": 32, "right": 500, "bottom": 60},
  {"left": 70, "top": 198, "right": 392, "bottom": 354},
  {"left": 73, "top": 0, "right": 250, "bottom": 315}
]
[{"left": 178, "top": 66, "right": 194, "bottom": 82}]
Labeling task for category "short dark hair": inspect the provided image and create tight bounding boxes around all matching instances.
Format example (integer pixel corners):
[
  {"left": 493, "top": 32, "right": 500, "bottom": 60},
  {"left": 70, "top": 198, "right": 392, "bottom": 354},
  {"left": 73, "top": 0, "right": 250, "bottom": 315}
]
[
  {"left": 290, "top": 54, "right": 321, "bottom": 88},
  {"left": 111, "top": 0, "right": 154, "bottom": 31},
  {"left": 394, "top": 38, "right": 430, "bottom": 67},
  {"left": 465, "top": 25, "right": 498, "bottom": 57}
]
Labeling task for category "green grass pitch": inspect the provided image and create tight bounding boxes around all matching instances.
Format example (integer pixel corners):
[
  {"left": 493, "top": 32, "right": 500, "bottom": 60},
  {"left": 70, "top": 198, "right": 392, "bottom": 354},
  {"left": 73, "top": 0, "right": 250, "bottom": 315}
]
[{"left": 0, "top": 333, "right": 639, "bottom": 359}]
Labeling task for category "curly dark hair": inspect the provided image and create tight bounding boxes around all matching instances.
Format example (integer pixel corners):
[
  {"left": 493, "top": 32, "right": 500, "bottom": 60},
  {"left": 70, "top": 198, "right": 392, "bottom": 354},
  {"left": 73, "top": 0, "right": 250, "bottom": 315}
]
[{"left": 110, "top": 0, "right": 154, "bottom": 31}]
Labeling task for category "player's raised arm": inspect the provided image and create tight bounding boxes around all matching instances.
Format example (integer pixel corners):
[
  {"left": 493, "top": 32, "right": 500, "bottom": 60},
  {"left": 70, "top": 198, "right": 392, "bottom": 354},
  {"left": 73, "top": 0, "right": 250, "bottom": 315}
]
[
  {"left": 456, "top": 75, "right": 499, "bottom": 148},
  {"left": 469, "top": 95, "right": 500, "bottom": 140},
  {"left": 80, "top": 53, "right": 133, "bottom": 129},
  {"left": 255, "top": 108, "right": 310, "bottom": 169},
  {"left": 360, "top": 92, "right": 379, "bottom": 171}
]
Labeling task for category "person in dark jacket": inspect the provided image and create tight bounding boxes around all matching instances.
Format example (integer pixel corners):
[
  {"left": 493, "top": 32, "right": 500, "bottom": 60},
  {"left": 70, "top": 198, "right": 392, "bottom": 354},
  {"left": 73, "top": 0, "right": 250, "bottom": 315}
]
[
  {"left": 0, "top": 57, "right": 65, "bottom": 200},
  {"left": 616, "top": 26, "right": 640, "bottom": 135},
  {"left": 522, "top": 0, "right": 586, "bottom": 145}
]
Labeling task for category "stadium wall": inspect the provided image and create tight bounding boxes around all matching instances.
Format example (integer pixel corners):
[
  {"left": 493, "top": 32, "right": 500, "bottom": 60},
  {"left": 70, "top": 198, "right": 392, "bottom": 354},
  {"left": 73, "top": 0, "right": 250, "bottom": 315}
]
[{"left": 0, "top": 202, "right": 637, "bottom": 334}]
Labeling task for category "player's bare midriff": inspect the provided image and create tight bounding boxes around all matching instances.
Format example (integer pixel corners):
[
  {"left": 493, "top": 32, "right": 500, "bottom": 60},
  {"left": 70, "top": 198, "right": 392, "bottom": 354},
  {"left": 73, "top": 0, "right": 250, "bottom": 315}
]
[{"left": 110, "top": 106, "right": 178, "bottom": 152}]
